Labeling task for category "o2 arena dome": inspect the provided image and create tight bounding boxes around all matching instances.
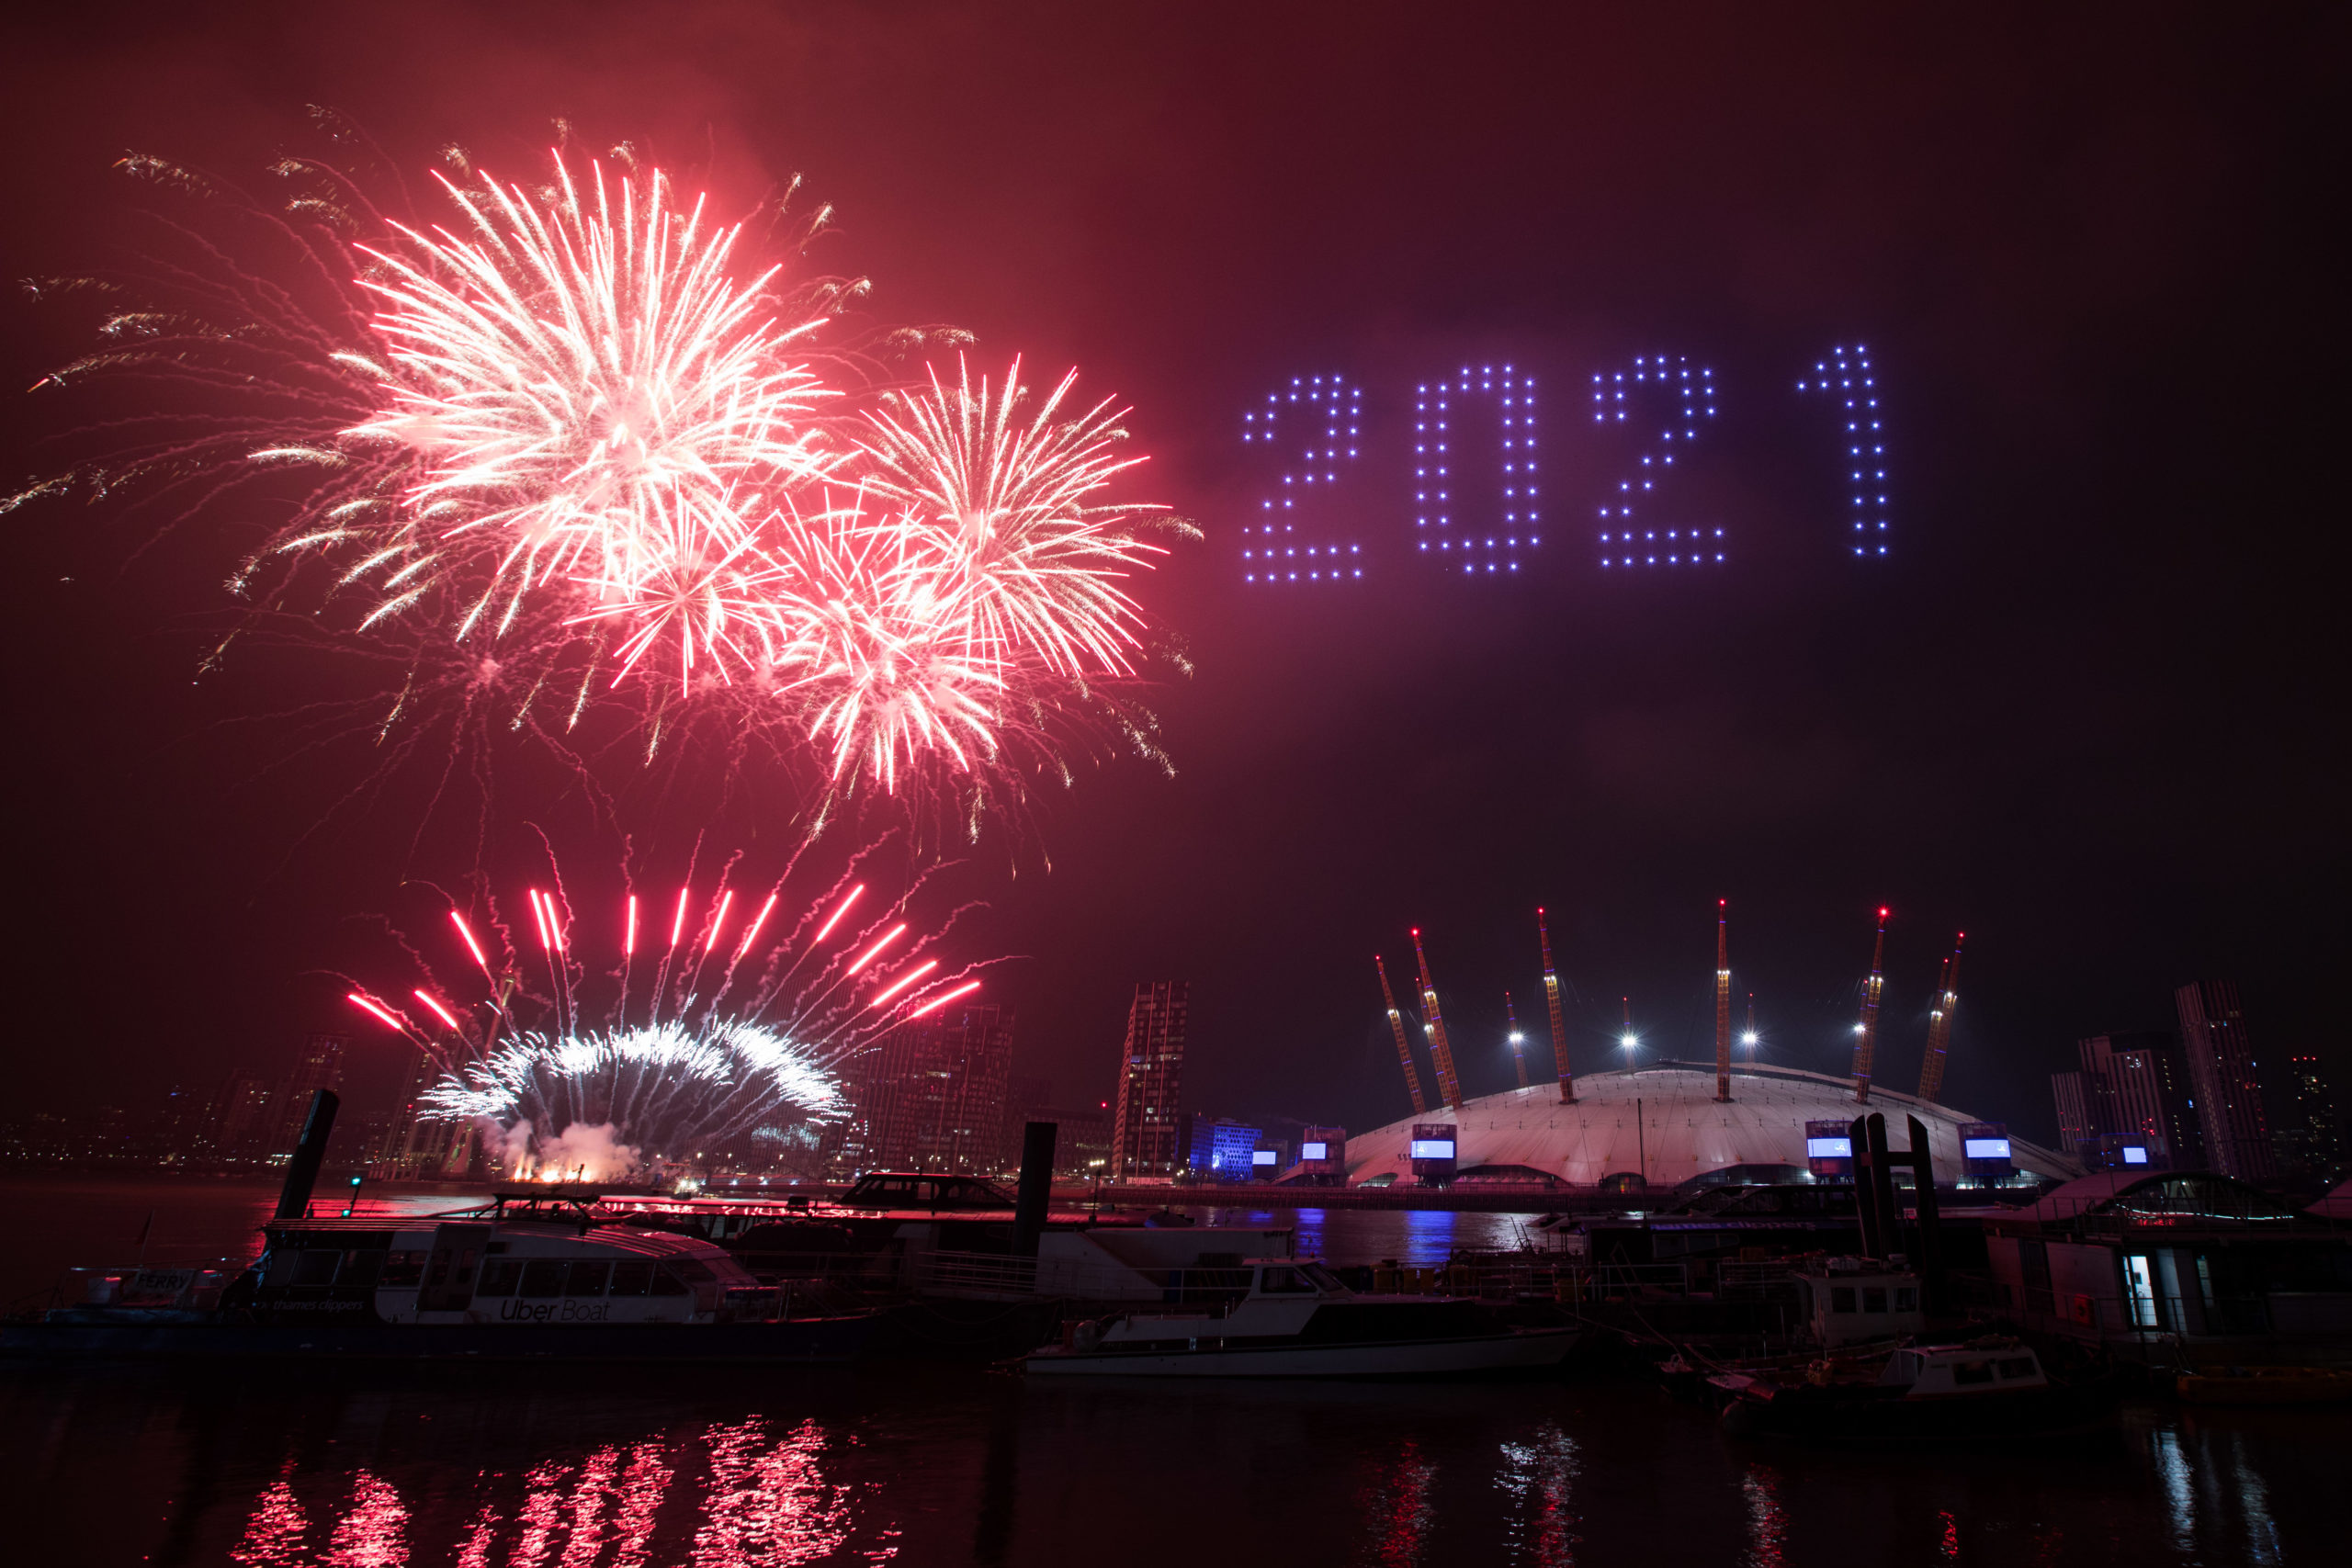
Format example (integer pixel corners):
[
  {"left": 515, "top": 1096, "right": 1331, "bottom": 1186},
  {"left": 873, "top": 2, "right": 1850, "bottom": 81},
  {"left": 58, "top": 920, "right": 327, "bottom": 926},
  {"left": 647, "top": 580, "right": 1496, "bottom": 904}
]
[{"left": 1343, "top": 1062, "right": 2076, "bottom": 1189}]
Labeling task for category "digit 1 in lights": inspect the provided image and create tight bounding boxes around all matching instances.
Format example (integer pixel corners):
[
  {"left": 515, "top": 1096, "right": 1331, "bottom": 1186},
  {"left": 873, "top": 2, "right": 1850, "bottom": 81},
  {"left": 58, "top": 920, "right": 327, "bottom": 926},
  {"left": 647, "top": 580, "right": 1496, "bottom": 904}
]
[{"left": 1796, "top": 344, "right": 1890, "bottom": 558}]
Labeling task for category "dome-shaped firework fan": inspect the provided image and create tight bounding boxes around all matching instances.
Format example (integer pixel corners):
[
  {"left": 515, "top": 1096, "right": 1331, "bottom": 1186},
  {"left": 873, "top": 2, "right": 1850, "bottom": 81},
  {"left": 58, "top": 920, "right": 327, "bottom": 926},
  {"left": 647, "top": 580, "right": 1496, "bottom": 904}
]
[
  {"left": 344, "top": 862, "right": 984, "bottom": 1180},
  {"left": 10, "top": 133, "right": 1186, "bottom": 831}
]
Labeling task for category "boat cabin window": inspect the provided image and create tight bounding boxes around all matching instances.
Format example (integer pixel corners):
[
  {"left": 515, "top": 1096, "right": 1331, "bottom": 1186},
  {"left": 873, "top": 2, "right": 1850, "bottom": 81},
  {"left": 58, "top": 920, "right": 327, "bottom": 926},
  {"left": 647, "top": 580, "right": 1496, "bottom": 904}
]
[
  {"left": 1298, "top": 1262, "right": 1345, "bottom": 1292},
  {"left": 1997, "top": 1358, "right": 2038, "bottom": 1380},
  {"left": 1829, "top": 1287, "right": 1856, "bottom": 1314},
  {"left": 566, "top": 1261, "right": 610, "bottom": 1297},
  {"left": 340, "top": 1250, "right": 384, "bottom": 1290},
  {"left": 1861, "top": 1287, "right": 1887, "bottom": 1314},
  {"left": 519, "top": 1260, "right": 567, "bottom": 1299},
  {"left": 650, "top": 1266, "right": 692, "bottom": 1297},
  {"left": 476, "top": 1261, "right": 522, "bottom": 1297},
  {"left": 1952, "top": 1360, "right": 1995, "bottom": 1386},
  {"left": 1258, "top": 1266, "right": 1315, "bottom": 1295},
  {"left": 381, "top": 1251, "right": 424, "bottom": 1287},
  {"left": 1894, "top": 1287, "right": 1917, "bottom": 1312},
  {"left": 610, "top": 1261, "right": 655, "bottom": 1296}
]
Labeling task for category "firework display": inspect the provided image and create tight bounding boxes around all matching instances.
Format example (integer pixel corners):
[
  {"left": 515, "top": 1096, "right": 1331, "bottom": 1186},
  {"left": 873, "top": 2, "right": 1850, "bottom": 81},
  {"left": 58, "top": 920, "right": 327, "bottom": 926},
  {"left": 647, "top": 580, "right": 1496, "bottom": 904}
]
[
  {"left": 13, "top": 141, "right": 1177, "bottom": 822},
  {"left": 343, "top": 861, "right": 983, "bottom": 1179}
]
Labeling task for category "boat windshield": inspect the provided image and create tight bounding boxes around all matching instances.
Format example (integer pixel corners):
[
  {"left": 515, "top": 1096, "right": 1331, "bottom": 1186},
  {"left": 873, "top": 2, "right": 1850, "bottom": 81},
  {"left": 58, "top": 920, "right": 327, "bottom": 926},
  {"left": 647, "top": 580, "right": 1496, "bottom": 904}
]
[{"left": 1294, "top": 1262, "right": 1347, "bottom": 1293}]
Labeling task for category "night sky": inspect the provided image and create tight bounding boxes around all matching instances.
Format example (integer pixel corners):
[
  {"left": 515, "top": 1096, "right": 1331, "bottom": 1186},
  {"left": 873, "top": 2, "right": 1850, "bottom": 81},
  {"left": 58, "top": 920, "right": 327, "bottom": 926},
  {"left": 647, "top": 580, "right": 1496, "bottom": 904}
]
[{"left": 1, "top": 4, "right": 2342, "bottom": 1145}]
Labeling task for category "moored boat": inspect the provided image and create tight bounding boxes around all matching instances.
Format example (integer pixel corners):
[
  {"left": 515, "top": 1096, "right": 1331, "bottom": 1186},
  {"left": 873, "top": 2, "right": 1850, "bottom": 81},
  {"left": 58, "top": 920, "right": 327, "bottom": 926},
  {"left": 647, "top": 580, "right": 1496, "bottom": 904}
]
[
  {"left": 5, "top": 1190, "right": 872, "bottom": 1363},
  {"left": 1719, "top": 1338, "right": 2117, "bottom": 1442},
  {"left": 2175, "top": 1365, "right": 2352, "bottom": 1405},
  {"left": 1022, "top": 1258, "right": 1577, "bottom": 1380}
]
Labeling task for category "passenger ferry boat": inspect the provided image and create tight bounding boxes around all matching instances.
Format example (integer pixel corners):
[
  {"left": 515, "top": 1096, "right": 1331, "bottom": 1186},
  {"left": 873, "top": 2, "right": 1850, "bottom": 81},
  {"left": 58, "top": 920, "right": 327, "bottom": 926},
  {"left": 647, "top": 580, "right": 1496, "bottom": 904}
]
[
  {"left": 6, "top": 1190, "right": 872, "bottom": 1363},
  {"left": 1022, "top": 1258, "right": 1579, "bottom": 1379}
]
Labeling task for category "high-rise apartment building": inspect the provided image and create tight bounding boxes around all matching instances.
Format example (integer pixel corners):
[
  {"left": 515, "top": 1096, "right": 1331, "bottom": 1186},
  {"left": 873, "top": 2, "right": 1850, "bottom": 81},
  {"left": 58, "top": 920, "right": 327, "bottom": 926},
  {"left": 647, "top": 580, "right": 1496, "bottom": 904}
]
[
  {"left": 1109, "top": 981, "right": 1189, "bottom": 1179},
  {"left": 2084, "top": 1032, "right": 2204, "bottom": 1167},
  {"left": 2284, "top": 1052, "right": 2344, "bottom": 1178},
  {"left": 208, "top": 1070, "right": 277, "bottom": 1164},
  {"left": 2174, "top": 981, "right": 2275, "bottom": 1181},
  {"left": 2052, "top": 1032, "right": 2204, "bottom": 1169},
  {"left": 850, "top": 1004, "right": 1016, "bottom": 1174},
  {"left": 268, "top": 1033, "right": 348, "bottom": 1157}
]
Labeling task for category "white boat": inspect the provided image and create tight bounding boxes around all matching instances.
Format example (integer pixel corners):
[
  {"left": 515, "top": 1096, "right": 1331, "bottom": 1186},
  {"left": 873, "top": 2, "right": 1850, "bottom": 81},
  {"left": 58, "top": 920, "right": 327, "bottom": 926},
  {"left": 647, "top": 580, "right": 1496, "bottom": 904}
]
[{"left": 1023, "top": 1258, "right": 1577, "bottom": 1380}]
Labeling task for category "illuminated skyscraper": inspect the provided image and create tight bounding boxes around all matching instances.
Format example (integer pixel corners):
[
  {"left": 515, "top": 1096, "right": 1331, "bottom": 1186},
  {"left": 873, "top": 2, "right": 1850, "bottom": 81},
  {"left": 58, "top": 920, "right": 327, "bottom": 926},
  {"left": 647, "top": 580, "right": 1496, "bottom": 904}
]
[
  {"left": 2174, "top": 981, "right": 2275, "bottom": 1181},
  {"left": 268, "top": 1033, "right": 347, "bottom": 1158},
  {"left": 2283, "top": 1052, "right": 2345, "bottom": 1178},
  {"left": 850, "top": 1004, "right": 1016, "bottom": 1174},
  {"left": 1109, "top": 981, "right": 1189, "bottom": 1179}
]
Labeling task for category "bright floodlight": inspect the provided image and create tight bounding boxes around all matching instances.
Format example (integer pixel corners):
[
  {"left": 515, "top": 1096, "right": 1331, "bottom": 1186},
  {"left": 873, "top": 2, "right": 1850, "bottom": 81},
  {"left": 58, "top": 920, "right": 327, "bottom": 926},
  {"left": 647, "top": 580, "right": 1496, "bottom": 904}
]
[
  {"left": 1620, "top": 1032, "right": 1638, "bottom": 1049},
  {"left": 1742, "top": 1031, "right": 1759, "bottom": 1047}
]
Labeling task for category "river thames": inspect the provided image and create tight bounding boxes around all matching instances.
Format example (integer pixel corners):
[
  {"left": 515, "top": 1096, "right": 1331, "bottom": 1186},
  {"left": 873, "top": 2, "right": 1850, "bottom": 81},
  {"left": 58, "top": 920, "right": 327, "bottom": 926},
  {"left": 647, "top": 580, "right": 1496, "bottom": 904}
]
[{"left": 0, "top": 1178, "right": 2324, "bottom": 1565}]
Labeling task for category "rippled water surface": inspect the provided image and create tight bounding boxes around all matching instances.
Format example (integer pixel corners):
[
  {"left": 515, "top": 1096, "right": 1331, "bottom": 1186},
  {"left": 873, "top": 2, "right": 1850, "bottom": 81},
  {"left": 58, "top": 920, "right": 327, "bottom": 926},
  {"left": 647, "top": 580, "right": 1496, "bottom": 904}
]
[{"left": 1, "top": 1179, "right": 2334, "bottom": 1564}]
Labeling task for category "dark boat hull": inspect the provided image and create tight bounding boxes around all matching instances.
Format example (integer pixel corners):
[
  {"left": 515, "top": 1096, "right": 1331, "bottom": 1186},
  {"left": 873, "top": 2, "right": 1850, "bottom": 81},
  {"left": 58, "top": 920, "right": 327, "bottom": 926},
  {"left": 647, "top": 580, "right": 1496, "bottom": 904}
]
[{"left": 0, "top": 1313, "right": 874, "bottom": 1364}]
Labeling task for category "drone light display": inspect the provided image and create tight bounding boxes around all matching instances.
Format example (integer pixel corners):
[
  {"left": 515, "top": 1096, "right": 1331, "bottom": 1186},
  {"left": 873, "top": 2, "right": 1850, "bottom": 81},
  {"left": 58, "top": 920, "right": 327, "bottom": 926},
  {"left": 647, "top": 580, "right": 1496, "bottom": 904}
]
[{"left": 1239, "top": 344, "right": 1889, "bottom": 581}]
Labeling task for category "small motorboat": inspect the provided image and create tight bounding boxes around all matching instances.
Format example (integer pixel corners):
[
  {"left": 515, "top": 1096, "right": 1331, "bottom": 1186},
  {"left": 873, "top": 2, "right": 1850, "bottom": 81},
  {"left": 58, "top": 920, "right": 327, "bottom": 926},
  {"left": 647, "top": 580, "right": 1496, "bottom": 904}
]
[
  {"left": 1720, "top": 1339, "right": 2115, "bottom": 1442},
  {"left": 1021, "top": 1258, "right": 1577, "bottom": 1380},
  {"left": 2175, "top": 1365, "right": 2352, "bottom": 1406}
]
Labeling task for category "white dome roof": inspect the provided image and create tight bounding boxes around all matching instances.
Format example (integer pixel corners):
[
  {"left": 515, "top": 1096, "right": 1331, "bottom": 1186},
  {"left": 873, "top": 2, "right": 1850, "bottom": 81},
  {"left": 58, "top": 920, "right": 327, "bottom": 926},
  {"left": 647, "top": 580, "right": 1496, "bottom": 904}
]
[{"left": 1343, "top": 1061, "right": 2076, "bottom": 1187}]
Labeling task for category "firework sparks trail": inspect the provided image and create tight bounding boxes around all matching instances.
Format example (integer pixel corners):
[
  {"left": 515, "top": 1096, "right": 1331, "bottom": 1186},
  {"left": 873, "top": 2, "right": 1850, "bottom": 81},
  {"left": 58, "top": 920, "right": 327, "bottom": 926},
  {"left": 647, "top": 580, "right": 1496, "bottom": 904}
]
[
  {"left": 12, "top": 138, "right": 1184, "bottom": 834},
  {"left": 344, "top": 851, "right": 990, "bottom": 1177}
]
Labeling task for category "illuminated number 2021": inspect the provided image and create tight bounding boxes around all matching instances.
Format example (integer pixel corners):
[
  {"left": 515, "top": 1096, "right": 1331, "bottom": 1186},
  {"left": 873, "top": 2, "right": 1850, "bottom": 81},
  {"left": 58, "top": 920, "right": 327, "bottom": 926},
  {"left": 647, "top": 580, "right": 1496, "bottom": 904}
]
[
  {"left": 1594, "top": 355, "right": 1722, "bottom": 569},
  {"left": 1240, "top": 376, "right": 1363, "bottom": 584},
  {"left": 1797, "top": 344, "right": 1889, "bottom": 558}
]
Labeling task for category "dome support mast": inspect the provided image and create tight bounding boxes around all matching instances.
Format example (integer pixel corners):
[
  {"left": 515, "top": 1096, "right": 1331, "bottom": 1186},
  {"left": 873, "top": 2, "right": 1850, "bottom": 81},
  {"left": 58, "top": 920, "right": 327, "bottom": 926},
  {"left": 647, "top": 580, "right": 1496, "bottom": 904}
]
[
  {"left": 1374, "top": 955, "right": 1429, "bottom": 1116},
  {"left": 1539, "top": 908, "right": 1575, "bottom": 1103},
  {"left": 1851, "top": 906, "right": 1889, "bottom": 1103},
  {"left": 1916, "top": 931, "right": 1965, "bottom": 1102},
  {"left": 1411, "top": 928, "right": 1464, "bottom": 1111},
  {"left": 1714, "top": 900, "right": 1733, "bottom": 1103}
]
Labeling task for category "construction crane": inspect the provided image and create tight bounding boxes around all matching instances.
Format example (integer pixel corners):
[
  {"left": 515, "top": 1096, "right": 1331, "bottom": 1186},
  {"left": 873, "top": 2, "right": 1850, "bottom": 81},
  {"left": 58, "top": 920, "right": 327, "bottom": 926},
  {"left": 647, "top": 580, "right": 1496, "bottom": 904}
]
[
  {"left": 1714, "top": 899, "right": 1733, "bottom": 1102},
  {"left": 1374, "top": 955, "right": 1429, "bottom": 1115},
  {"left": 1850, "top": 906, "right": 1889, "bottom": 1103},
  {"left": 1538, "top": 907, "right": 1575, "bottom": 1102},
  {"left": 1916, "top": 931, "right": 1966, "bottom": 1102},
  {"left": 1505, "top": 991, "right": 1530, "bottom": 1089},
  {"left": 1410, "top": 928, "right": 1464, "bottom": 1111}
]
